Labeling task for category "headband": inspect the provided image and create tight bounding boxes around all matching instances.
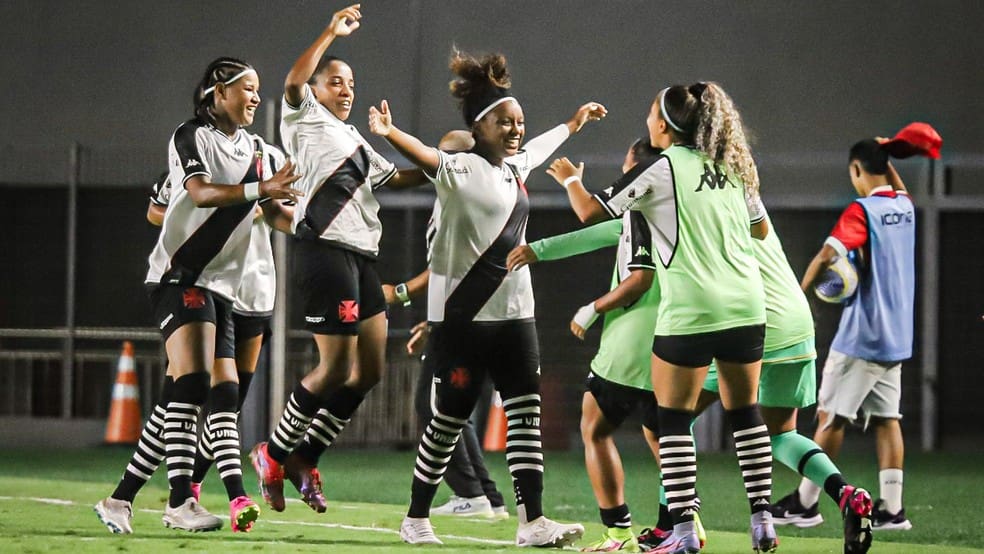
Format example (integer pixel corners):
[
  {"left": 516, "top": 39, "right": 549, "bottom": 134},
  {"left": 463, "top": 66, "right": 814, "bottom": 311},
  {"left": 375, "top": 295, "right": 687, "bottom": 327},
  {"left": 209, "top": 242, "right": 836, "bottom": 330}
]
[
  {"left": 473, "top": 96, "right": 517, "bottom": 123},
  {"left": 203, "top": 68, "right": 256, "bottom": 96},
  {"left": 659, "top": 87, "right": 685, "bottom": 133}
]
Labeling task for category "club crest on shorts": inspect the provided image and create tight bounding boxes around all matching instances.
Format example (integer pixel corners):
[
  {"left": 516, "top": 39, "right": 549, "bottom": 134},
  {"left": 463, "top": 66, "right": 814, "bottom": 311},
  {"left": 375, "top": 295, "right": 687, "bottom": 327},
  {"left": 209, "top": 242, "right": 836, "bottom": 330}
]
[
  {"left": 449, "top": 367, "right": 470, "bottom": 389},
  {"left": 183, "top": 287, "right": 206, "bottom": 309},
  {"left": 338, "top": 300, "right": 360, "bottom": 323}
]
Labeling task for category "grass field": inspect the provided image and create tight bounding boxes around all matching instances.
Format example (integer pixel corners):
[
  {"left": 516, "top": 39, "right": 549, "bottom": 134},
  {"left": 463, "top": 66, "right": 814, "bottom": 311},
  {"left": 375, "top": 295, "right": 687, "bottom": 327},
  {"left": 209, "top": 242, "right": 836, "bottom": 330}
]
[{"left": 0, "top": 445, "right": 981, "bottom": 553}]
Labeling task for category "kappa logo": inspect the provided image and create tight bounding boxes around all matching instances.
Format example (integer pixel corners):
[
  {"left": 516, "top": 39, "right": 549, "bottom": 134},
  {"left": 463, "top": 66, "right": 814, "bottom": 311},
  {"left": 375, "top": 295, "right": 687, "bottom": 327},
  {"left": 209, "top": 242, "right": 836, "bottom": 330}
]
[
  {"left": 752, "top": 498, "right": 771, "bottom": 507},
  {"left": 603, "top": 186, "right": 614, "bottom": 197},
  {"left": 338, "top": 300, "right": 359, "bottom": 323},
  {"left": 182, "top": 287, "right": 207, "bottom": 309},
  {"left": 185, "top": 158, "right": 202, "bottom": 169},
  {"left": 635, "top": 245, "right": 650, "bottom": 257},
  {"left": 233, "top": 148, "right": 248, "bottom": 157},
  {"left": 694, "top": 163, "right": 736, "bottom": 192}
]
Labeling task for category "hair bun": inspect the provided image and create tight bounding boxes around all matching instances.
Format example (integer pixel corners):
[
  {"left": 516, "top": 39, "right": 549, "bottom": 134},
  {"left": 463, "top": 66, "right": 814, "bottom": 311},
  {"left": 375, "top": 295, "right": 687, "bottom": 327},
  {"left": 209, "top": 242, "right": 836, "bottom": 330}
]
[{"left": 688, "top": 82, "right": 708, "bottom": 101}]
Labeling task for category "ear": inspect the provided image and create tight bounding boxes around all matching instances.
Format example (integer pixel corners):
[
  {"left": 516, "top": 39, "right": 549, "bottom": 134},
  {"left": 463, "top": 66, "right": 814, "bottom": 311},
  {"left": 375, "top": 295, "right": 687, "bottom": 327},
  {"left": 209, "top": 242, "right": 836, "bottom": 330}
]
[
  {"left": 852, "top": 163, "right": 861, "bottom": 178},
  {"left": 213, "top": 82, "right": 225, "bottom": 101}
]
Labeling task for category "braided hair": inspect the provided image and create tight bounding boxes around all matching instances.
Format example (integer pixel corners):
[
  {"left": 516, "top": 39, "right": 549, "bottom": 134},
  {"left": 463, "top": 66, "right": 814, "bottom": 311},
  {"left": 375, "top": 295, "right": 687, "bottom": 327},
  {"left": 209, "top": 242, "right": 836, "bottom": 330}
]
[{"left": 193, "top": 57, "right": 254, "bottom": 126}]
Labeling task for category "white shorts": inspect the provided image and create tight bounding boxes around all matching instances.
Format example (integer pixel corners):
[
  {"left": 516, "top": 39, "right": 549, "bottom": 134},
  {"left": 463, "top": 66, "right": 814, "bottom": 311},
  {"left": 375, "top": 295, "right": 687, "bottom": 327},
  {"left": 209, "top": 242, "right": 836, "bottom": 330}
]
[{"left": 817, "top": 349, "right": 902, "bottom": 428}]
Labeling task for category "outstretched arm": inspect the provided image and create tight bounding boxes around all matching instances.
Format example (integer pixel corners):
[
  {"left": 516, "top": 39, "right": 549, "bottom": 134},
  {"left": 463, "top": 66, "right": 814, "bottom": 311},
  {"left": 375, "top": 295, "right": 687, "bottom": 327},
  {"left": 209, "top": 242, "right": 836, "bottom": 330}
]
[
  {"left": 571, "top": 268, "right": 654, "bottom": 339},
  {"left": 546, "top": 157, "right": 608, "bottom": 224},
  {"left": 506, "top": 219, "right": 622, "bottom": 270},
  {"left": 520, "top": 102, "right": 607, "bottom": 168},
  {"left": 284, "top": 4, "right": 362, "bottom": 107},
  {"left": 368, "top": 100, "right": 440, "bottom": 175}
]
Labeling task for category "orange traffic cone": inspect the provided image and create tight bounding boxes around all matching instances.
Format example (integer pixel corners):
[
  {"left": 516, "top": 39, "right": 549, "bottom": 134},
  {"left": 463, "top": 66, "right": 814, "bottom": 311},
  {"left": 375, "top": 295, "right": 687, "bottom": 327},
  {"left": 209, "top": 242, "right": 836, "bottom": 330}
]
[
  {"left": 104, "top": 341, "right": 142, "bottom": 444},
  {"left": 483, "top": 390, "right": 507, "bottom": 452}
]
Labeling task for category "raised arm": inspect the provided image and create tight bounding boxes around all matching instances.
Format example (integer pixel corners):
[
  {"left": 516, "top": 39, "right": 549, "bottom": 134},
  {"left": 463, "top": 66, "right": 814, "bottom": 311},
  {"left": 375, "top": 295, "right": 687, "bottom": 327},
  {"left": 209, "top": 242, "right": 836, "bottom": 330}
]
[
  {"left": 885, "top": 161, "right": 908, "bottom": 193},
  {"left": 571, "top": 268, "right": 654, "bottom": 339},
  {"left": 284, "top": 4, "right": 362, "bottom": 107},
  {"left": 546, "top": 157, "right": 608, "bottom": 224},
  {"left": 368, "top": 100, "right": 440, "bottom": 175},
  {"left": 147, "top": 202, "right": 166, "bottom": 226},
  {"left": 520, "top": 102, "right": 607, "bottom": 168}
]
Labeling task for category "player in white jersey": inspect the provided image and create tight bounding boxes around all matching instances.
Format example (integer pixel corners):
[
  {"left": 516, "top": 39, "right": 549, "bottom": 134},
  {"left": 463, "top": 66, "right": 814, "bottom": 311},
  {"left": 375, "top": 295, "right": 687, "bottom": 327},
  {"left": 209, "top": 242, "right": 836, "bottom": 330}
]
[
  {"left": 140, "top": 57, "right": 300, "bottom": 534},
  {"left": 250, "top": 4, "right": 428, "bottom": 514},
  {"left": 368, "top": 49, "right": 606, "bottom": 547}
]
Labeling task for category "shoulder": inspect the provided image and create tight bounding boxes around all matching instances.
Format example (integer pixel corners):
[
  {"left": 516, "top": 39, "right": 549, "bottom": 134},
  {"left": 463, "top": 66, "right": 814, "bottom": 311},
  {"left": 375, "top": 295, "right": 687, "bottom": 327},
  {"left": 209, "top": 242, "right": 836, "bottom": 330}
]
[{"left": 172, "top": 119, "right": 206, "bottom": 141}]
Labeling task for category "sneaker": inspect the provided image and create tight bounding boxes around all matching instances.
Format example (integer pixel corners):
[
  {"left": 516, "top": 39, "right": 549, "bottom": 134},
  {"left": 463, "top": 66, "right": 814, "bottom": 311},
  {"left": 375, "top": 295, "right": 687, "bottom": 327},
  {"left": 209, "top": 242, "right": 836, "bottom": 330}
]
[
  {"left": 516, "top": 516, "right": 585, "bottom": 548},
  {"left": 161, "top": 498, "right": 223, "bottom": 532},
  {"left": 637, "top": 527, "right": 671, "bottom": 551},
  {"left": 492, "top": 504, "right": 510, "bottom": 520},
  {"left": 431, "top": 495, "right": 494, "bottom": 518},
  {"left": 839, "top": 486, "right": 873, "bottom": 553},
  {"left": 400, "top": 516, "right": 443, "bottom": 544},
  {"left": 190, "top": 482, "right": 202, "bottom": 502},
  {"left": 249, "top": 442, "right": 285, "bottom": 512},
  {"left": 284, "top": 454, "right": 328, "bottom": 513},
  {"left": 580, "top": 527, "right": 640, "bottom": 552},
  {"left": 769, "top": 489, "right": 824, "bottom": 528},
  {"left": 229, "top": 495, "right": 261, "bottom": 533},
  {"left": 750, "top": 511, "right": 779, "bottom": 553},
  {"left": 648, "top": 523, "right": 701, "bottom": 554},
  {"left": 94, "top": 497, "right": 133, "bottom": 534},
  {"left": 871, "top": 499, "right": 912, "bottom": 531}
]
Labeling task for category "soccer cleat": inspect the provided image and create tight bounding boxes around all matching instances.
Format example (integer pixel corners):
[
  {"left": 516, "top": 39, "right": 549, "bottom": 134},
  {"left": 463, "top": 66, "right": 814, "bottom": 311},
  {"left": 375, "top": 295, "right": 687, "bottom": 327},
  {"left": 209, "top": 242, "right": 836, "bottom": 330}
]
[
  {"left": 94, "top": 497, "right": 133, "bottom": 534},
  {"left": 750, "top": 510, "right": 779, "bottom": 553},
  {"left": 431, "top": 495, "right": 495, "bottom": 518},
  {"left": 579, "top": 527, "right": 640, "bottom": 552},
  {"left": 769, "top": 489, "right": 824, "bottom": 528},
  {"left": 190, "top": 482, "right": 202, "bottom": 502},
  {"left": 284, "top": 454, "right": 328, "bottom": 513},
  {"left": 161, "top": 497, "right": 223, "bottom": 532},
  {"left": 492, "top": 504, "right": 510, "bottom": 519},
  {"left": 229, "top": 495, "right": 261, "bottom": 533},
  {"left": 637, "top": 526, "right": 672, "bottom": 551},
  {"left": 515, "top": 516, "right": 585, "bottom": 548},
  {"left": 249, "top": 442, "right": 285, "bottom": 512},
  {"left": 839, "top": 486, "right": 873, "bottom": 553},
  {"left": 871, "top": 499, "right": 912, "bottom": 531},
  {"left": 647, "top": 525, "right": 701, "bottom": 554},
  {"left": 400, "top": 516, "right": 443, "bottom": 544}
]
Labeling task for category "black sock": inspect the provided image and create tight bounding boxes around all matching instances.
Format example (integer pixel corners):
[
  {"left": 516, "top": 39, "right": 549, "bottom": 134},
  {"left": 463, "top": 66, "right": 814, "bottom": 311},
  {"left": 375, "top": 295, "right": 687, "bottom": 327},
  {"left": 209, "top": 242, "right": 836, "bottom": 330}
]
[{"left": 600, "top": 504, "right": 632, "bottom": 529}]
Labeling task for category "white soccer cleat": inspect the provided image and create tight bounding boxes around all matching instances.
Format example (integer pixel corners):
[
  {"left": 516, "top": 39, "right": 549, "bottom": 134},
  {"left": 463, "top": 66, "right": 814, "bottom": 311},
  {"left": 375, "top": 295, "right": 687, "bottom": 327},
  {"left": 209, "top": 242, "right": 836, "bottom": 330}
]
[
  {"left": 94, "top": 497, "right": 133, "bottom": 534},
  {"left": 515, "top": 516, "right": 585, "bottom": 548},
  {"left": 431, "top": 495, "right": 495, "bottom": 518},
  {"left": 492, "top": 504, "right": 510, "bottom": 520},
  {"left": 400, "top": 516, "right": 443, "bottom": 544},
  {"left": 161, "top": 498, "right": 223, "bottom": 532}
]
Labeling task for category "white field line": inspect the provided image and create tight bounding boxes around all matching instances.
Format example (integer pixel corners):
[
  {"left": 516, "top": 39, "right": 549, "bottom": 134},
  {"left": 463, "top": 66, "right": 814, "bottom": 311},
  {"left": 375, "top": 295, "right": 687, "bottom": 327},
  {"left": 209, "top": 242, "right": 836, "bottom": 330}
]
[{"left": 0, "top": 495, "right": 514, "bottom": 546}]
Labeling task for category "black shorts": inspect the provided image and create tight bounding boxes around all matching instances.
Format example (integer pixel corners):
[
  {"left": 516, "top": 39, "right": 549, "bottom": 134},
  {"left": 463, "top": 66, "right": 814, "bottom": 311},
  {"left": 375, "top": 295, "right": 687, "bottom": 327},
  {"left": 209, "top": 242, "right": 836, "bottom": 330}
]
[
  {"left": 652, "top": 324, "right": 765, "bottom": 367},
  {"left": 585, "top": 372, "right": 659, "bottom": 432},
  {"left": 292, "top": 239, "right": 387, "bottom": 335},
  {"left": 232, "top": 312, "right": 271, "bottom": 344},
  {"left": 148, "top": 284, "right": 236, "bottom": 359}
]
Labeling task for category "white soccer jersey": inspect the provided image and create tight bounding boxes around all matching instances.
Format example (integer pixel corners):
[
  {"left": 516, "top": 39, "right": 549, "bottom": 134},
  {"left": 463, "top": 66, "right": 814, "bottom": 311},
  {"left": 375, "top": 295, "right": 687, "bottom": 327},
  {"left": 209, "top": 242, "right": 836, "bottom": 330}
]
[
  {"left": 280, "top": 85, "right": 396, "bottom": 257},
  {"left": 616, "top": 211, "right": 657, "bottom": 279},
  {"left": 146, "top": 119, "right": 284, "bottom": 303}
]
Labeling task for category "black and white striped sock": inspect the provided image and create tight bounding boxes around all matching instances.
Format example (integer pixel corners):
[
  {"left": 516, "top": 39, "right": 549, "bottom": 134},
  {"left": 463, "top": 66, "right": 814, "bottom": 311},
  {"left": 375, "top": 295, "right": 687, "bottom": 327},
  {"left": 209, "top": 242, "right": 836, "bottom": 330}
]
[
  {"left": 504, "top": 393, "right": 544, "bottom": 524},
  {"left": 267, "top": 383, "right": 320, "bottom": 463},
  {"left": 408, "top": 410, "right": 466, "bottom": 517},
  {"left": 206, "top": 381, "right": 246, "bottom": 500},
  {"left": 164, "top": 372, "right": 208, "bottom": 508},
  {"left": 111, "top": 376, "right": 173, "bottom": 502},
  {"left": 729, "top": 404, "right": 773, "bottom": 513},
  {"left": 658, "top": 407, "right": 698, "bottom": 524},
  {"left": 294, "top": 386, "right": 365, "bottom": 465}
]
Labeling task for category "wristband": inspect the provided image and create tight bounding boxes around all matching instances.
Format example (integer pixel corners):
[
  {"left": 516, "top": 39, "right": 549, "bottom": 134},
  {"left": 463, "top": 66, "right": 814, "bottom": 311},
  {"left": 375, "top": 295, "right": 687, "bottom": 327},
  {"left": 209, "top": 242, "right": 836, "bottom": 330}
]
[
  {"left": 395, "top": 283, "right": 411, "bottom": 306},
  {"left": 561, "top": 175, "right": 581, "bottom": 189},
  {"left": 243, "top": 181, "right": 260, "bottom": 201},
  {"left": 572, "top": 302, "right": 599, "bottom": 331}
]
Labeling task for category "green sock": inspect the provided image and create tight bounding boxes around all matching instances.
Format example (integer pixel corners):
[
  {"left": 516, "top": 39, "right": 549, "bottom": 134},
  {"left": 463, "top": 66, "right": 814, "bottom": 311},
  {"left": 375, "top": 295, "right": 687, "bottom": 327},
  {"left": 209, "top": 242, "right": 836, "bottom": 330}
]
[{"left": 771, "top": 430, "right": 842, "bottom": 492}]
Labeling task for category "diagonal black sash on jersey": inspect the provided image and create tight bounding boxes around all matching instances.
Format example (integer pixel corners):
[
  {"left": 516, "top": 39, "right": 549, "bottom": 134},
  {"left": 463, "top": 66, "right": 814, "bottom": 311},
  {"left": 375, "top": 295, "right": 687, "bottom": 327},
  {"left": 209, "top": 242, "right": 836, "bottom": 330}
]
[
  {"left": 295, "top": 145, "right": 370, "bottom": 240},
  {"left": 161, "top": 139, "right": 264, "bottom": 286},
  {"left": 443, "top": 163, "right": 529, "bottom": 324}
]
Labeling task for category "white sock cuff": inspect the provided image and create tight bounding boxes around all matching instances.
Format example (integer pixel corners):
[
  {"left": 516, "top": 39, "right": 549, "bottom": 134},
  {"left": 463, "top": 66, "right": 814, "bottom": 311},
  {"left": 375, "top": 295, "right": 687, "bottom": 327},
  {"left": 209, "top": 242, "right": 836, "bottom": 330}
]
[{"left": 797, "top": 478, "right": 822, "bottom": 507}]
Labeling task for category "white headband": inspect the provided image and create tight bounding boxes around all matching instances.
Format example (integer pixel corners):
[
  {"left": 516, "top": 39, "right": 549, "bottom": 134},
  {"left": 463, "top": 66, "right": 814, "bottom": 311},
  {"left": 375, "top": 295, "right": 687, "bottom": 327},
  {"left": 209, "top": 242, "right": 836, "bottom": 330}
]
[
  {"left": 473, "top": 96, "right": 517, "bottom": 123},
  {"left": 659, "top": 88, "right": 685, "bottom": 133},
  {"left": 203, "top": 68, "right": 256, "bottom": 96}
]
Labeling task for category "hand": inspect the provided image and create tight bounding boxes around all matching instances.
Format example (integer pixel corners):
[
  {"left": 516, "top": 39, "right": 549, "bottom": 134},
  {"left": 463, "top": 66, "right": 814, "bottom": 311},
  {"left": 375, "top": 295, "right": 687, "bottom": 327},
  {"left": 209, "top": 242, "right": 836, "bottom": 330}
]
[
  {"left": 382, "top": 283, "right": 397, "bottom": 305},
  {"left": 568, "top": 101, "right": 608, "bottom": 134},
  {"left": 328, "top": 4, "right": 362, "bottom": 37},
  {"left": 570, "top": 302, "right": 599, "bottom": 340},
  {"left": 546, "top": 157, "right": 584, "bottom": 187},
  {"left": 368, "top": 100, "right": 394, "bottom": 137},
  {"left": 406, "top": 321, "right": 429, "bottom": 355},
  {"left": 506, "top": 244, "right": 538, "bottom": 271},
  {"left": 259, "top": 160, "right": 303, "bottom": 202}
]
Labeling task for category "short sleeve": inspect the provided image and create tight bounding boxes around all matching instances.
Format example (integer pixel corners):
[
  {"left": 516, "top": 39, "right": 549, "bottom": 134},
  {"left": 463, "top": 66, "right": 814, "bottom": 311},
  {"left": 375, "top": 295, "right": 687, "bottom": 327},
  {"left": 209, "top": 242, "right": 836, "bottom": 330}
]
[
  {"left": 594, "top": 156, "right": 671, "bottom": 218},
  {"left": 363, "top": 140, "right": 397, "bottom": 189},
  {"left": 826, "top": 201, "right": 868, "bottom": 255},
  {"left": 171, "top": 123, "right": 210, "bottom": 186},
  {"left": 625, "top": 211, "right": 656, "bottom": 270},
  {"left": 149, "top": 171, "right": 171, "bottom": 206},
  {"left": 429, "top": 150, "right": 474, "bottom": 194},
  {"left": 745, "top": 190, "right": 767, "bottom": 225}
]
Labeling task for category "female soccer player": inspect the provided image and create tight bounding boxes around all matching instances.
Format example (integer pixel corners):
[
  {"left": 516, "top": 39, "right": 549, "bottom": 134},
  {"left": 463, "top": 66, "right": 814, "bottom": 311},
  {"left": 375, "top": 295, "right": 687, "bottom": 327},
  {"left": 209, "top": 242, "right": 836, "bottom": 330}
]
[
  {"left": 140, "top": 56, "right": 300, "bottom": 533},
  {"left": 368, "top": 49, "right": 605, "bottom": 547},
  {"left": 249, "top": 4, "right": 428, "bottom": 513},
  {"left": 551, "top": 82, "right": 776, "bottom": 553}
]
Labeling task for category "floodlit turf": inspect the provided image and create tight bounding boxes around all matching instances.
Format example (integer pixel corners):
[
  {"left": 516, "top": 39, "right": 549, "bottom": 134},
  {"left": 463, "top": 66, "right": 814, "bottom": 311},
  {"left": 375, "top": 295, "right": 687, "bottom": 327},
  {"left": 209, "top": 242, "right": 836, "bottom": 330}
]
[{"left": 0, "top": 446, "right": 981, "bottom": 552}]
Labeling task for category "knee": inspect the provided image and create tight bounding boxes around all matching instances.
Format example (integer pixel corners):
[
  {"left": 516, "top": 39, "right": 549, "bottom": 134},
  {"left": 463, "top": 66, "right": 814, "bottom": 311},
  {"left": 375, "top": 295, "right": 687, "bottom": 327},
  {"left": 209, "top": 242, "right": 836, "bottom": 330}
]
[{"left": 346, "top": 371, "right": 381, "bottom": 394}]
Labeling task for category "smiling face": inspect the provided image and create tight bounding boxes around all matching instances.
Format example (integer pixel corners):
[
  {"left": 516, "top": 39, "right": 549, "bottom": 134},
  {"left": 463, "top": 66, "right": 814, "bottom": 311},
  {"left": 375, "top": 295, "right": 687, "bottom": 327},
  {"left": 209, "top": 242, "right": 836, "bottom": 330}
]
[
  {"left": 214, "top": 72, "right": 260, "bottom": 128},
  {"left": 311, "top": 59, "right": 355, "bottom": 121},
  {"left": 472, "top": 100, "right": 525, "bottom": 162}
]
